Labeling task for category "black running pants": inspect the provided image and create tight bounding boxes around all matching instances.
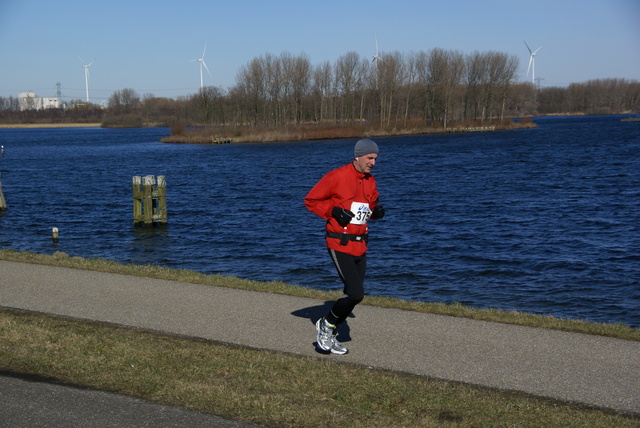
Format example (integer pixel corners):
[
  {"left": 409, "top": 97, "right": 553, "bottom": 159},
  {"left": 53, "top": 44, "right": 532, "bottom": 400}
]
[{"left": 325, "top": 249, "right": 366, "bottom": 325}]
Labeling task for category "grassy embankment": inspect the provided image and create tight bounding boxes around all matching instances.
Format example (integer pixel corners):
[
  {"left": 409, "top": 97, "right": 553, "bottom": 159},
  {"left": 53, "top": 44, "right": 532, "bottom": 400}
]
[{"left": 0, "top": 250, "right": 637, "bottom": 427}]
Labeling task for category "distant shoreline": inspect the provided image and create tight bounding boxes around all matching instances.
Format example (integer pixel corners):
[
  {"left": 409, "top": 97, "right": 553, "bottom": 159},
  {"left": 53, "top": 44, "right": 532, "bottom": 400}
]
[
  {"left": 0, "top": 121, "right": 537, "bottom": 144},
  {"left": 0, "top": 123, "right": 102, "bottom": 129}
]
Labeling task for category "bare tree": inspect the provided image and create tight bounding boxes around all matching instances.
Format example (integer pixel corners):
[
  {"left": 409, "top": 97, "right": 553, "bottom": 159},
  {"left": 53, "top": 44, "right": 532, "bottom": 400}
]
[
  {"left": 496, "top": 53, "right": 519, "bottom": 120},
  {"left": 312, "top": 60, "right": 334, "bottom": 122},
  {"left": 355, "top": 57, "right": 370, "bottom": 122},
  {"left": 265, "top": 53, "right": 283, "bottom": 125},
  {"left": 191, "top": 86, "right": 225, "bottom": 124},
  {"left": 445, "top": 51, "right": 466, "bottom": 127},
  {"left": 481, "top": 52, "right": 519, "bottom": 121},
  {"left": 401, "top": 52, "right": 419, "bottom": 127},
  {"left": 236, "top": 57, "right": 267, "bottom": 126},
  {"left": 289, "top": 53, "right": 312, "bottom": 123},
  {"left": 425, "top": 48, "right": 448, "bottom": 125},
  {"left": 415, "top": 50, "right": 430, "bottom": 121},
  {"left": 335, "top": 51, "right": 361, "bottom": 121},
  {"left": 107, "top": 88, "right": 140, "bottom": 115},
  {"left": 464, "top": 51, "right": 488, "bottom": 122},
  {"left": 376, "top": 51, "right": 405, "bottom": 127}
]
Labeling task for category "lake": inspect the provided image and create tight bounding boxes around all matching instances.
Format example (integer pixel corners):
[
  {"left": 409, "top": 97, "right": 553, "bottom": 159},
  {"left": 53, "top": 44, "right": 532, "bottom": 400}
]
[{"left": 0, "top": 115, "right": 638, "bottom": 327}]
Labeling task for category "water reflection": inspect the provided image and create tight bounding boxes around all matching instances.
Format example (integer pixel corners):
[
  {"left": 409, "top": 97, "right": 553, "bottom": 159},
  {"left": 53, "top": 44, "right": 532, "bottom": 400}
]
[{"left": 130, "top": 224, "right": 171, "bottom": 266}]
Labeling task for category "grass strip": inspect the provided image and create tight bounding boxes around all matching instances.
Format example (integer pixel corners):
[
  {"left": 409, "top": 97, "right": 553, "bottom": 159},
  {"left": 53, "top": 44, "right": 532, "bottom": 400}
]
[
  {"left": 0, "top": 249, "right": 637, "bottom": 341},
  {"left": 1, "top": 308, "right": 637, "bottom": 428}
]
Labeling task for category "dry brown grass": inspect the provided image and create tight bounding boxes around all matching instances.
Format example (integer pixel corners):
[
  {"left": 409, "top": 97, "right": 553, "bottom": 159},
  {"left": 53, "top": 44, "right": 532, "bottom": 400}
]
[
  {"left": 0, "top": 123, "right": 102, "bottom": 128},
  {"left": 160, "top": 120, "right": 537, "bottom": 144},
  {"left": 2, "top": 309, "right": 637, "bottom": 427}
]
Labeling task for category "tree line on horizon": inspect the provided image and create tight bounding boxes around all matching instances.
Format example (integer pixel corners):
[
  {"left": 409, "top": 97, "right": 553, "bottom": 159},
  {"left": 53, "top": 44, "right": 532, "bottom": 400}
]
[{"left": 1, "top": 49, "right": 638, "bottom": 128}]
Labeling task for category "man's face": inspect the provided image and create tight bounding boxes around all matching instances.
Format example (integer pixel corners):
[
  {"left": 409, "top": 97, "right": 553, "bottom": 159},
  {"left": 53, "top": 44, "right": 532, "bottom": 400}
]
[{"left": 354, "top": 153, "right": 378, "bottom": 174}]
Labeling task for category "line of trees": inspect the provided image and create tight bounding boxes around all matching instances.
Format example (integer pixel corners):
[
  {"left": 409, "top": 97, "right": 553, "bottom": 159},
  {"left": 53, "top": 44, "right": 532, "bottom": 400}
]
[
  {"left": 228, "top": 49, "right": 525, "bottom": 128},
  {"left": 537, "top": 78, "right": 640, "bottom": 115},
  {"left": 1, "top": 48, "right": 638, "bottom": 127}
]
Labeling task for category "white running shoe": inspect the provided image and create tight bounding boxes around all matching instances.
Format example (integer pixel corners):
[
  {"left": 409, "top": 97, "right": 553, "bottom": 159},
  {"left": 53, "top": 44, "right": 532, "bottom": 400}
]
[
  {"left": 330, "top": 332, "right": 349, "bottom": 355},
  {"left": 316, "top": 317, "right": 334, "bottom": 352},
  {"left": 315, "top": 318, "right": 348, "bottom": 355}
]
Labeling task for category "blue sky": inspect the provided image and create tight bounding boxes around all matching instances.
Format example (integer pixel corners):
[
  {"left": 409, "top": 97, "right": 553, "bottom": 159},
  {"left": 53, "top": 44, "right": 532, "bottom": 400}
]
[{"left": 1, "top": 0, "right": 638, "bottom": 103}]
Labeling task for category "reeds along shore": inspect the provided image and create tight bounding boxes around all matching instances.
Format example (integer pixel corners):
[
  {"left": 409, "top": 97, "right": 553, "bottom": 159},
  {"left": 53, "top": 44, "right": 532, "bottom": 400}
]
[
  {"left": 0, "top": 119, "right": 536, "bottom": 143},
  {"left": 0, "top": 123, "right": 103, "bottom": 128},
  {"left": 160, "top": 120, "right": 537, "bottom": 144}
]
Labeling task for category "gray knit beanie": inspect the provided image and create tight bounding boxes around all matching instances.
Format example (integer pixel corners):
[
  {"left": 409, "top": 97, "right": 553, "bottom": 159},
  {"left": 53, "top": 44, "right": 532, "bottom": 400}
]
[{"left": 354, "top": 139, "right": 379, "bottom": 158}]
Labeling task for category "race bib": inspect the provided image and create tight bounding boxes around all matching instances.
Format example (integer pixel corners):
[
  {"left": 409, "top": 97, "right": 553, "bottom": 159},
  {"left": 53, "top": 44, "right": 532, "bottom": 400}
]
[{"left": 350, "top": 202, "right": 371, "bottom": 225}]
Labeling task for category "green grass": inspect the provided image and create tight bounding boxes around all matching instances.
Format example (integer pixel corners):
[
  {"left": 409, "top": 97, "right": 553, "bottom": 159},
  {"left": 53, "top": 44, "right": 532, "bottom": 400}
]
[{"left": 1, "top": 249, "right": 639, "bottom": 427}]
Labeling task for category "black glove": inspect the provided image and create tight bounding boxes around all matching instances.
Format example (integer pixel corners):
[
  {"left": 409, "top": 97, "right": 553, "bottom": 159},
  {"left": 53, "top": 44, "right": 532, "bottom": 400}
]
[
  {"left": 372, "top": 205, "right": 385, "bottom": 219},
  {"left": 332, "top": 207, "right": 355, "bottom": 226}
]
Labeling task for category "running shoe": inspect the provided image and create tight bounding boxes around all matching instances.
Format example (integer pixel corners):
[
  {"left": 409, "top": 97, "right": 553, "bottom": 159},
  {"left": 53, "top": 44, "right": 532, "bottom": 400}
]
[
  {"left": 316, "top": 317, "right": 335, "bottom": 352},
  {"left": 315, "top": 318, "right": 348, "bottom": 355},
  {"left": 330, "top": 332, "right": 349, "bottom": 355}
]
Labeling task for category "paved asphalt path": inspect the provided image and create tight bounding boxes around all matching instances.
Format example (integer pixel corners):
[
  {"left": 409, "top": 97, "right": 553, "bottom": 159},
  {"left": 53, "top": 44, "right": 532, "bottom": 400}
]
[
  {"left": 0, "top": 374, "right": 262, "bottom": 428},
  {"left": 1, "top": 260, "right": 638, "bottom": 424}
]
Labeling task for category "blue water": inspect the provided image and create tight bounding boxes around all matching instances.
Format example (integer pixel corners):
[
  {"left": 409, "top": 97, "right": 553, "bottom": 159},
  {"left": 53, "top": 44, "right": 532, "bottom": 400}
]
[{"left": 1, "top": 116, "right": 638, "bottom": 327}]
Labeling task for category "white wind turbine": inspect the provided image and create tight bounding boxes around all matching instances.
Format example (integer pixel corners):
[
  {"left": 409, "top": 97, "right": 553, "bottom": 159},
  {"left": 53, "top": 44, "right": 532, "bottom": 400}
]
[
  {"left": 191, "top": 44, "right": 211, "bottom": 90},
  {"left": 371, "top": 35, "right": 382, "bottom": 65},
  {"left": 524, "top": 40, "right": 541, "bottom": 86},
  {"left": 78, "top": 56, "right": 95, "bottom": 103}
]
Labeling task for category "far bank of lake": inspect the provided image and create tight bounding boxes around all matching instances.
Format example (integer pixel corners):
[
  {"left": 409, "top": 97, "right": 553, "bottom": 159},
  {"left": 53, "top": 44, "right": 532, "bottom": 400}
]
[
  {"left": 159, "top": 120, "right": 536, "bottom": 144},
  {"left": 0, "top": 119, "right": 536, "bottom": 143}
]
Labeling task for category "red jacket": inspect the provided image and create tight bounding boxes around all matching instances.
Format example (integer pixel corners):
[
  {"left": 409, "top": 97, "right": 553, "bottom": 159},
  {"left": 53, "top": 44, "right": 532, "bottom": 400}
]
[{"left": 304, "top": 163, "right": 380, "bottom": 256}]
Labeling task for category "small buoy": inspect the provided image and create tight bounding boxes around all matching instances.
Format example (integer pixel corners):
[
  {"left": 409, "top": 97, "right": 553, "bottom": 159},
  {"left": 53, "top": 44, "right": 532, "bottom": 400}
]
[{"left": 52, "top": 227, "right": 59, "bottom": 243}]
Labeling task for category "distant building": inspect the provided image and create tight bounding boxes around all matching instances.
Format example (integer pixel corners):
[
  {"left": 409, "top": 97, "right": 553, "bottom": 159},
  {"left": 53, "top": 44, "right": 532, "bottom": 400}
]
[{"left": 18, "top": 91, "right": 60, "bottom": 111}]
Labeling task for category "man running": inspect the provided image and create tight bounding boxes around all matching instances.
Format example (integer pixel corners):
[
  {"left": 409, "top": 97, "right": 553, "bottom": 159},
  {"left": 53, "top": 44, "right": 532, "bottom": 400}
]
[{"left": 304, "top": 139, "right": 385, "bottom": 354}]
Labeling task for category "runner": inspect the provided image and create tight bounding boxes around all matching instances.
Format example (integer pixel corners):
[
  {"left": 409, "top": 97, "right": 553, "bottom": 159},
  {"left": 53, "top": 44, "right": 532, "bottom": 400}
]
[{"left": 304, "top": 139, "right": 385, "bottom": 354}]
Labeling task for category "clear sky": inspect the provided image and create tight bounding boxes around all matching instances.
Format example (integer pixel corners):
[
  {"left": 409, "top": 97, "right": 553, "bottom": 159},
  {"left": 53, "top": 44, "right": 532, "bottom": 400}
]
[{"left": 1, "top": 0, "right": 638, "bottom": 104}]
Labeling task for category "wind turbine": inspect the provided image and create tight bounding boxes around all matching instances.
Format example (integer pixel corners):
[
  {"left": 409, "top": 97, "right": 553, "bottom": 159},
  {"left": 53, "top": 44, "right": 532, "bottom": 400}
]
[
  {"left": 524, "top": 40, "right": 541, "bottom": 86},
  {"left": 191, "top": 44, "right": 211, "bottom": 90},
  {"left": 78, "top": 57, "right": 95, "bottom": 103},
  {"left": 371, "top": 35, "right": 382, "bottom": 65}
]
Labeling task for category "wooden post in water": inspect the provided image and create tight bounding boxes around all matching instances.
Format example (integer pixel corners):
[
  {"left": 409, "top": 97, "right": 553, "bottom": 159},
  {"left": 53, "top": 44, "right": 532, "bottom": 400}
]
[
  {"left": 132, "top": 176, "right": 143, "bottom": 222},
  {"left": 132, "top": 175, "right": 167, "bottom": 225},
  {"left": 155, "top": 175, "right": 167, "bottom": 222},
  {"left": 0, "top": 174, "right": 6, "bottom": 212},
  {"left": 142, "top": 175, "right": 154, "bottom": 223}
]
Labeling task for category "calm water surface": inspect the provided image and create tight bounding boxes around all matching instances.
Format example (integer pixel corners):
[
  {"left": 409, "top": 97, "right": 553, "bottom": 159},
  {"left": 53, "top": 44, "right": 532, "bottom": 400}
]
[{"left": 1, "top": 116, "right": 638, "bottom": 327}]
